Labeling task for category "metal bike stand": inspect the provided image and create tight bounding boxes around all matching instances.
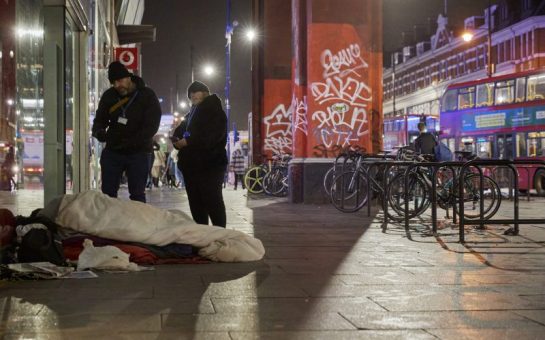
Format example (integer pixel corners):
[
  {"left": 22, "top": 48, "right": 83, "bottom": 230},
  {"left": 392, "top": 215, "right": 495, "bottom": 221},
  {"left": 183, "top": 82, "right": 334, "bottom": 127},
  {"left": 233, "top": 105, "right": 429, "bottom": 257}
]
[{"left": 458, "top": 159, "right": 545, "bottom": 243}]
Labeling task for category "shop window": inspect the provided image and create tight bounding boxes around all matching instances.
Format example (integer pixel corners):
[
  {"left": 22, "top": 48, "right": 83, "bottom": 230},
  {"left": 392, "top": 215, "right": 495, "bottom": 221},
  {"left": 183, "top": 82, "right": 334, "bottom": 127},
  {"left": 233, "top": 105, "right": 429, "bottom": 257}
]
[
  {"left": 476, "top": 82, "right": 494, "bottom": 107},
  {"left": 495, "top": 79, "right": 514, "bottom": 105}
]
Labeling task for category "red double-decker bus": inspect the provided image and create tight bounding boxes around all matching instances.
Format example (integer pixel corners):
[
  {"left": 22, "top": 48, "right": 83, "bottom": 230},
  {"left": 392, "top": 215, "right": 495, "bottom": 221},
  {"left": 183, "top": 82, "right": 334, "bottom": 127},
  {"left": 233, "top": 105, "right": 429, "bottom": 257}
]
[{"left": 439, "top": 69, "right": 545, "bottom": 195}]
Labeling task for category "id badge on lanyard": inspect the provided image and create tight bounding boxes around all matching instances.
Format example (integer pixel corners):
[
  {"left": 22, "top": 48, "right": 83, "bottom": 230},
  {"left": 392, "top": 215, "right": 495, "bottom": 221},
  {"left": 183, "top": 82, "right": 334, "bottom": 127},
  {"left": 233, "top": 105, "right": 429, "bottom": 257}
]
[{"left": 118, "top": 91, "right": 138, "bottom": 125}]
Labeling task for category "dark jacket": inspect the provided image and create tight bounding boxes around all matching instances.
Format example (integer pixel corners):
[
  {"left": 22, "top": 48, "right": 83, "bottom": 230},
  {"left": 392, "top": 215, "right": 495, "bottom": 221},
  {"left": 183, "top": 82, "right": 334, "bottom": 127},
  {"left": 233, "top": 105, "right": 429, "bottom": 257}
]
[
  {"left": 414, "top": 132, "right": 437, "bottom": 155},
  {"left": 92, "top": 75, "right": 162, "bottom": 154},
  {"left": 172, "top": 94, "right": 227, "bottom": 174}
]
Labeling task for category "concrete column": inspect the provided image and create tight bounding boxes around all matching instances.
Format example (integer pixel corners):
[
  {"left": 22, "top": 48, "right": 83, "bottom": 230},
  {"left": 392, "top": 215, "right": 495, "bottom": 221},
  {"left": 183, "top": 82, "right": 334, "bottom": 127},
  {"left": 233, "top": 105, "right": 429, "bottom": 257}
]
[
  {"left": 252, "top": 0, "right": 382, "bottom": 203},
  {"left": 292, "top": 0, "right": 383, "bottom": 203}
]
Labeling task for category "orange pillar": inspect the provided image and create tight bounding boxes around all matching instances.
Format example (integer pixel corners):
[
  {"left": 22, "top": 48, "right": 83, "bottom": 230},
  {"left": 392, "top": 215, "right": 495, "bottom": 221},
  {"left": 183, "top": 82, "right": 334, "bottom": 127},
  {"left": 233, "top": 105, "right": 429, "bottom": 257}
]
[{"left": 252, "top": 0, "right": 383, "bottom": 203}]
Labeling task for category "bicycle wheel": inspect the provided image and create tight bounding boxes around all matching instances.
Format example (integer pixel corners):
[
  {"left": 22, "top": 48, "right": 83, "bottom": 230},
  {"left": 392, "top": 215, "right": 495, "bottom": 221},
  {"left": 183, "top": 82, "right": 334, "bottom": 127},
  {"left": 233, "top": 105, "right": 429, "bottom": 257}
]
[
  {"left": 244, "top": 165, "right": 268, "bottom": 194},
  {"left": 386, "top": 172, "right": 429, "bottom": 221},
  {"left": 330, "top": 170, "right": 369, "bottom": 213},
  {"left": 323, "top": 158, "right": 356, "bottom": 196},
  {"left": 323, "top": 166, "right": 336, "bottom": 196},
  {"left": 461, "top": 174, "right": 501, "bottom": 220},
  {"left": 263, "top": 167, "right": 288, "bottom": 197}
]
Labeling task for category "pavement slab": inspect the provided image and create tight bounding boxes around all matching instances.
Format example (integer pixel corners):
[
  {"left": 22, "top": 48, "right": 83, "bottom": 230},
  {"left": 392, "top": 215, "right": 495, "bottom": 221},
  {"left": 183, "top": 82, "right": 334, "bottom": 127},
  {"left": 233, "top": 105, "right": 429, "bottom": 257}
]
[{"left": 1, "top": 187, "right": 544, "bottom": 337}]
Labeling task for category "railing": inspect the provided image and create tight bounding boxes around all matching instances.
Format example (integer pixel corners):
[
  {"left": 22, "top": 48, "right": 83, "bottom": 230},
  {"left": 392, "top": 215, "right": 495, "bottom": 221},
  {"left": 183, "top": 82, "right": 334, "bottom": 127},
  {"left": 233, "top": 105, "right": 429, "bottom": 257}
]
[{"left": 326, "top": 155, "right": 545, "bottom": 244}]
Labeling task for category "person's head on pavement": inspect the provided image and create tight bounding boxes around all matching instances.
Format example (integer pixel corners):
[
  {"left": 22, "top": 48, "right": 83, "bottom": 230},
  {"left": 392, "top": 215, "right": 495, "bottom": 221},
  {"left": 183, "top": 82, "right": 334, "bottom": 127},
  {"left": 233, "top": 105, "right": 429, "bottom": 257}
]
[
  {"left": 187, "top": 80, "right": 210, "bottom": 106},
  {"left": 108, "top": 61, "right": 134, "bottom": 96}
]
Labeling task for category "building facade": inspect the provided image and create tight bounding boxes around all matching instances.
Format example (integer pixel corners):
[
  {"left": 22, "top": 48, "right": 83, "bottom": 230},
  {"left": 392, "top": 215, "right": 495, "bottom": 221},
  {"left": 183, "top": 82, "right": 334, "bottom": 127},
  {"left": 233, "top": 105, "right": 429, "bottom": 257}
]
[
  {"left": 382, "top": 0, "right": 545, "bottom": 149},
  {"left": 0, "top": 0, "right": 152, "bottom": 204}
]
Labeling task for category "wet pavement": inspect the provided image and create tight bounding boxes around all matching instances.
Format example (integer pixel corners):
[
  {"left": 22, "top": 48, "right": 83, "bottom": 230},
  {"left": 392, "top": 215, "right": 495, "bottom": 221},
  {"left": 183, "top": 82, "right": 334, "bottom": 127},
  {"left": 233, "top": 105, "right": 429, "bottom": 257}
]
[{"left": 1, "top": 187, "right": 545, "bottom": 339}]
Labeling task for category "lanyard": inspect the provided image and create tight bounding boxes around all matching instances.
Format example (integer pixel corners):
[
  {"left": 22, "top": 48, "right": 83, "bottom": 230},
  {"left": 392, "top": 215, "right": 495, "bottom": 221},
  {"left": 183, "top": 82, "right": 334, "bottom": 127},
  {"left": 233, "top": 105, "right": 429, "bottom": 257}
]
[
  {"left": 120, "top": 91, "right": 139, "bottom": 117},
  {"left": 185, "top": 105, "right": 198, "bottom": 129}
]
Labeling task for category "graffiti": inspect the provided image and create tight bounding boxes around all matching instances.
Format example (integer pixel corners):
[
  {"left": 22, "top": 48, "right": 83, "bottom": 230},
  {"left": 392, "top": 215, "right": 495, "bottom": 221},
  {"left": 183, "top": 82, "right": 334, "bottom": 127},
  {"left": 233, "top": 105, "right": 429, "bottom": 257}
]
[
  {"left": 263, "top": 103, "right": 292, "bottom": 155},
  {"left": 292, "top": 95, "right": 308, "bottom": 136},
  {"left": 264, "top": 136, "right": 292, "bottom": 155},
  {"left": 311, "top": 105, "right": 368, "bottom": 148},
  {"left": 321, "top": 43, "right": 368, "bottom": 79},
  {"left": 311, "top": 76, "right": 372, "bottom": 108},
  {"left": 310, "top": 42, "right": 372, "bottom": 154},
  {"left": 312, "top": 144, "right": 366, "bottom": 158}
]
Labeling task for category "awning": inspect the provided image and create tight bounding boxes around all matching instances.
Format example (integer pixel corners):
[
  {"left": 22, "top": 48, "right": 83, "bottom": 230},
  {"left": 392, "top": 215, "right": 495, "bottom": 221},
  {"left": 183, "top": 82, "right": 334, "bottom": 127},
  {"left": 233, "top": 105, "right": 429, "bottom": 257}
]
[{"left": 117, "top": 25, "right": 156, "bottom": 45}]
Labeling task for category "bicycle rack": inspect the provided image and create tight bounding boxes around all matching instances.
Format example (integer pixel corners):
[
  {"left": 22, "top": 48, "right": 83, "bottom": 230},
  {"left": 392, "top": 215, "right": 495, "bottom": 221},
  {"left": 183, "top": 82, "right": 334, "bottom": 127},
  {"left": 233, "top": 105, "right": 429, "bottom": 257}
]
[
  {"left": 402, "top": 161, "right": 469, "bottom": 235},
  {"left": 458, "top": 159, "right": 545, "bottom": 243}
]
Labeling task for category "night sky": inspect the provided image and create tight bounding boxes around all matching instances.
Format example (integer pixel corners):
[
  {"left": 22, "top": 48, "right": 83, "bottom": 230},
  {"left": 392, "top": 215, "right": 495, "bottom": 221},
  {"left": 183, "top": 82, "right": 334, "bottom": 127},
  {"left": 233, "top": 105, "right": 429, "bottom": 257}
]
[{"left": 142, "top": 0, "right": 492, "bottom": 128}]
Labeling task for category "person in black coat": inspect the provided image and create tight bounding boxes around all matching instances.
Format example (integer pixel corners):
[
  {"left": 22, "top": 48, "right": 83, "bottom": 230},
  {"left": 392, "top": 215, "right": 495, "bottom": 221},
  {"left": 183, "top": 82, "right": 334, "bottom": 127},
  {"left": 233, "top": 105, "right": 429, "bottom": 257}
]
[
  {"left": 92, "top": 61, "right": 162, "bottom": 203},
  {"left": 414, "top": 122, "right": 437, "bottom": 157},
  {"left": 171, "top": 81, "right": 227, "bottom": 227}
]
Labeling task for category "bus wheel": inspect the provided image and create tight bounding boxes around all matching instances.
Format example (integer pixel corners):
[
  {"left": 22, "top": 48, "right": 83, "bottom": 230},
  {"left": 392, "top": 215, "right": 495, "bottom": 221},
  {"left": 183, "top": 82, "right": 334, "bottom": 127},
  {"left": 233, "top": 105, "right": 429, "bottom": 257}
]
[{"left": 534, "top": 169, "right": 545, "bottom": 197}]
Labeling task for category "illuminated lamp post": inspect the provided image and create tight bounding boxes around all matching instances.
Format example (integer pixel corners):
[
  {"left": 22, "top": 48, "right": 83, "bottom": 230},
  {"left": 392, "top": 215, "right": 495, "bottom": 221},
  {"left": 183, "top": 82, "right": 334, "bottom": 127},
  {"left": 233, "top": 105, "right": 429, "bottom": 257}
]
[{"left": 461, "top": 0, "right": 493, "bottom": 77}]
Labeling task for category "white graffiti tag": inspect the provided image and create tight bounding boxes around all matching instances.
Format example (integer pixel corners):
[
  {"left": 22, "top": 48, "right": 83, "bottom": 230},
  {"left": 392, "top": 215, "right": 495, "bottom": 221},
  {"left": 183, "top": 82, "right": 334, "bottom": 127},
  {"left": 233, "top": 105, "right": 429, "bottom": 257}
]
[
  {"left": 321, "top": 43, "right": 368, "bottom": 79},
  {"left": 310, "top": 42, "right": 372, "bottom": 150},
  {"left": 291, "top": 95, "right": 308, "bottom": 136},
  {"left": 311, "top": 104, "right": 368, "bottom": 148},
  {"left": 311, "top": 76, "right": 372, "bottom": 108},
  {"left": 264, "top": 137, "right": 292, "bottom": 155},
  {"left": 263, "top": 104, "right": 292, "bottom": 154}
]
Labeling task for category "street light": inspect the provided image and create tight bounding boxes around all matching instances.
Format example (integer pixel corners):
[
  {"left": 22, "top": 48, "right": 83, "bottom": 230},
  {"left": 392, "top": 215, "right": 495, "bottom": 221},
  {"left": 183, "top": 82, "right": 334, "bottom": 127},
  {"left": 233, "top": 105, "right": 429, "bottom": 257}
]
[
  {"left": 245, "top": 28, "right": 256, "bottom": 42},
  {"left": 203, "top": 64, "right": 215, "bottom": 77},
  {"left": 461, "top": 0, "right": 493, "bottom": 77}
]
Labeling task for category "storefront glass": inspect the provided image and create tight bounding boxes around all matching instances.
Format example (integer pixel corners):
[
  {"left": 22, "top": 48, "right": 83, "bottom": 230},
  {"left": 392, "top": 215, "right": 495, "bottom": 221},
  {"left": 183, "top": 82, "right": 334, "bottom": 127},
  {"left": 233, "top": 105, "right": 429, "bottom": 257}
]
[{"left": 16, "top": 0, "right": 45, "bottom": 190}]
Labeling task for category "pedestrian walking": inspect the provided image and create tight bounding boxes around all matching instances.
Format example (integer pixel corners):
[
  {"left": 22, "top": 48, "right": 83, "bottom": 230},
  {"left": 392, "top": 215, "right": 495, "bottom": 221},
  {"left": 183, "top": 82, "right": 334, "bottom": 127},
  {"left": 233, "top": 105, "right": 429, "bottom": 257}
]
[
  {"left": 172, "top": 80, "right": 227, "bottom": 227},
  {"left": 91, "top": 61, "right": 161, "bottom": 203},
  {"left": 1, "top": 146, "right": 16, "bottom": 191},
  {"left": 151, "top": 142, "right": 166, "bottom": 187},
  {"left": 230, "top": 144, "right": 246, "bottom": 190}
]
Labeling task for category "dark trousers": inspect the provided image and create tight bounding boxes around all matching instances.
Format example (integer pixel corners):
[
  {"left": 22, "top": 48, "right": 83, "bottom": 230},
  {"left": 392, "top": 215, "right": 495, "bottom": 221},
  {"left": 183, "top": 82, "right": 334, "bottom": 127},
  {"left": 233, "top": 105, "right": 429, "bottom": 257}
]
[
  {"left": 100, "top": 148, "right": 149, "bottom": 203},
  {"left": 181, "top": 168, "right": 226, "bottom": 227},
  {"left": 234, "top": 174, "right": 245, "bottom": 190}
]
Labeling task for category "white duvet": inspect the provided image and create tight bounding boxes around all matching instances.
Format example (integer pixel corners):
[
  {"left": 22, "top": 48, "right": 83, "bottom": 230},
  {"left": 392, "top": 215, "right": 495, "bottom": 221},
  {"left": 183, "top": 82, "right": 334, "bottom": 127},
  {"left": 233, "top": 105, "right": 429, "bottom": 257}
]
[{"left": 54, "top": 190, "right": 265, "bottom": 262}]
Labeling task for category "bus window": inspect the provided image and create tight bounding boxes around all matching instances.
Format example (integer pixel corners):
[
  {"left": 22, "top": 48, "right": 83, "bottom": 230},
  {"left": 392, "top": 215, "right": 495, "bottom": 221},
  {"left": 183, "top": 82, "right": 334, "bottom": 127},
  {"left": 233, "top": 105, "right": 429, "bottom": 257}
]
[
  {"left": 476, "top": 136, "right": 493, "bottom": 158},
  {"left": 458, "top": 86, "right": 475, "bottom": 109},
  {"left": 476, "top": 83, "right": 494, "bottom": 107},
  {"left": 517, "top": 133, "right": 527, "bottom": 157},
  {"left": 515, "top": 77, "right": 526, "bottom": 103},
  {"left": 527, "top": 132, "right": 545, "bottom": 157},
  {"left": 461, "top": 137, "right": 475, "bottom": 154},
  {"left": 495, "top": 80, "right": 515, "bottom": 104},
  {"left": 441, "top": 89, "right": 458, "bottom": 111},
  {"left": 527, "top": 74, "right": 545, "bottom": 101},
  {"left": 497, "top": 134, "right": 513, "bottom": 160}
]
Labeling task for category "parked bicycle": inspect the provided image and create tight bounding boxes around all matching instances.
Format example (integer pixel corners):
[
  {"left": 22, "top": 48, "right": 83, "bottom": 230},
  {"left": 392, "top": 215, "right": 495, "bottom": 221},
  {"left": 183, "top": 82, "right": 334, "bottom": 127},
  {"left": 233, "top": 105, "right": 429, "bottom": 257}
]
[
  {"left": 385, "top": 149, "right": 502, "bottom": 221},
  {"left": 263, "top": 154, "right": 291, "bottom": 197},
  {"left": 244, "top": 154, "right": 291, "bottom": 196}
]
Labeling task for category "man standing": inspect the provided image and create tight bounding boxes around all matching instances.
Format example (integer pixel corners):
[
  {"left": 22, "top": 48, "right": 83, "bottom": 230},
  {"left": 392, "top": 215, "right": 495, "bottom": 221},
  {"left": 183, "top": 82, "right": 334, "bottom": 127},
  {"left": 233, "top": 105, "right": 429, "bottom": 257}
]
[
  {"left": 172, "top": 81, "right": 227, "bottom": 227},
  {"left": 414, "top": 122, "right": 436, "bottom": 157},
  {"left": 92, "top": 61, "right": 161, "bottom": 203}
]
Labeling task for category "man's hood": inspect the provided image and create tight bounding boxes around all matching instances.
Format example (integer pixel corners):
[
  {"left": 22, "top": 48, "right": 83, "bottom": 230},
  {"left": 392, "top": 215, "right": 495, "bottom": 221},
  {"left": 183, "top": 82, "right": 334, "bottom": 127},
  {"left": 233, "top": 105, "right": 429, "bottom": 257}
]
[
  {"left": 131, "top": 75, "right": 147, "bottom": 90},
  {"left": 199, "top": 94, "right": 223, "bottom": 111}
]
